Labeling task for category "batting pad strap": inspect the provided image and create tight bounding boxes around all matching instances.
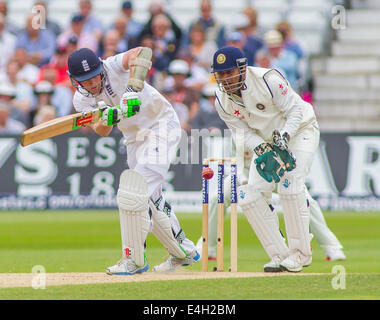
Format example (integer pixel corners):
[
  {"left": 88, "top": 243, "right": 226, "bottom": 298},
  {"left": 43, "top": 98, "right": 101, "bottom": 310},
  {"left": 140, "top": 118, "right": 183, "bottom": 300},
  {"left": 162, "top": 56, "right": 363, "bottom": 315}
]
[
  {"left": 117, "top": 190, "right": 149, "bottom": 213},
  {"left": 149, "top": 199, "right": 187, "bottom": 259},
  {"left": 238, "top": 185, "right": 289, "bottom": 259}
]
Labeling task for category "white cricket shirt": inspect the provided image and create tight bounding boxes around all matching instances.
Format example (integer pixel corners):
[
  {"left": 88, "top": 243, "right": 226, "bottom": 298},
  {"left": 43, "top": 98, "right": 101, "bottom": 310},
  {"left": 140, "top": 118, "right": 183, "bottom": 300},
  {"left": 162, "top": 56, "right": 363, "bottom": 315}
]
[
  {"left": 214, "top": 66, "right": 317, "bottom": 153},
  {"left": 73, "top": 52, "right": 176, "bottom": 144}
]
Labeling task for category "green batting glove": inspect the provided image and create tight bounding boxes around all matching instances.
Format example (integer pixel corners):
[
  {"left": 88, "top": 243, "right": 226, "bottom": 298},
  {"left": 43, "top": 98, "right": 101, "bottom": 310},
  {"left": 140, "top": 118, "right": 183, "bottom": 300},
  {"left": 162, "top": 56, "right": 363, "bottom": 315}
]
[
  {"left": 120, "top": 89, "right": 141, "bottom": 118},
  {"left": 98, "top": 101, "right": 122, "bottom": 126}
]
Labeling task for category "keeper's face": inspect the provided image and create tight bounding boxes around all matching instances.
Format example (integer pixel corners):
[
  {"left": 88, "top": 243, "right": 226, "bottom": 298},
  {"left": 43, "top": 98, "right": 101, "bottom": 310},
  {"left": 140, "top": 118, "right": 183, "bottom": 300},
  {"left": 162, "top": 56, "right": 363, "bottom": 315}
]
[{"left": 214, "top": 66, "right": 246, "bottom": 94}]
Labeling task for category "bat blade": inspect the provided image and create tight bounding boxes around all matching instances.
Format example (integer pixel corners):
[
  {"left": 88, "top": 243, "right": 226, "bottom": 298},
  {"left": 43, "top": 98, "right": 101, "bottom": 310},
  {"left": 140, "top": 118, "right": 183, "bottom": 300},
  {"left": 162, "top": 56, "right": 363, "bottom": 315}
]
[{"left": 20, "top": 108, "right": 102, "bottom": 147}]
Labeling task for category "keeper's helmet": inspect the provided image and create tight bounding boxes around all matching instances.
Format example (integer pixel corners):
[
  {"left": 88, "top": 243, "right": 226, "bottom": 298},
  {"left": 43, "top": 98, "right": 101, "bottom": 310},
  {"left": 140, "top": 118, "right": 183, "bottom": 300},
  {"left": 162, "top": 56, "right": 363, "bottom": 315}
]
[
  {"left": 67, "top": 48, "right": 106, "bottom": 97},
  {"left": 211, "top": 46, "right": 247, "bottom": 94}
]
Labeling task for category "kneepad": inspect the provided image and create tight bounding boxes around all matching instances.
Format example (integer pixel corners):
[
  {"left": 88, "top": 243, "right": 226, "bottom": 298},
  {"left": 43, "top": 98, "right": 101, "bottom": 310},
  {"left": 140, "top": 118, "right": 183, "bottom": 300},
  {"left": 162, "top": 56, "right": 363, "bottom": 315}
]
[{"left": 117, "top": 169, "right": 150, "bottom": 266}]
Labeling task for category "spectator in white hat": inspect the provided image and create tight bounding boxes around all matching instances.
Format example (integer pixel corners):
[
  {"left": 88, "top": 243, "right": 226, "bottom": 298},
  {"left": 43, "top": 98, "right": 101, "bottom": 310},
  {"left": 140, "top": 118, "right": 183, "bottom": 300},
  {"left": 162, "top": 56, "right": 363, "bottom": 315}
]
[
  {"left": 262, "top": 29, "right": 299, "bottom": 90},
  {"left": 165, "top": 59, "right": 201, "bottom": 123}
]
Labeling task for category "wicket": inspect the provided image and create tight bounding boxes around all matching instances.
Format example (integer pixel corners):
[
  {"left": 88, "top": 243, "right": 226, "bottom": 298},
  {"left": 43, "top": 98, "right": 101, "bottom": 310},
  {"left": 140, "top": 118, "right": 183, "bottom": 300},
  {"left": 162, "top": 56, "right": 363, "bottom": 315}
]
[{"left": 202, "top": 157, "right": 238, "bottom": 272}]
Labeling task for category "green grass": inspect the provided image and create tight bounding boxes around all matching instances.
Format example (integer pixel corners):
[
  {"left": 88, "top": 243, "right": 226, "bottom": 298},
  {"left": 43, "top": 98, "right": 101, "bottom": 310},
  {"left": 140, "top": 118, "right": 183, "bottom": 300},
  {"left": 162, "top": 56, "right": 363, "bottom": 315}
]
[{"left": 0, "top": 210, "right": 380, "bottom": 300}]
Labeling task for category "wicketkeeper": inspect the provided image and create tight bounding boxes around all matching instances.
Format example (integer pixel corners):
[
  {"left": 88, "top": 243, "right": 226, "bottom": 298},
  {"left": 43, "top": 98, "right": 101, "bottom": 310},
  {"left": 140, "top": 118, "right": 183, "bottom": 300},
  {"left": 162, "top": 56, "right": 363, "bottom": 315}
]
[
  {"left": 196, "top": 148, "right": 346, "bottom": 263},
  {"left": 211, "top": 46, "right": 320, "bottom": 272},
  {"left": 67, "top": 47, "right": 200, "bottom": 275}
]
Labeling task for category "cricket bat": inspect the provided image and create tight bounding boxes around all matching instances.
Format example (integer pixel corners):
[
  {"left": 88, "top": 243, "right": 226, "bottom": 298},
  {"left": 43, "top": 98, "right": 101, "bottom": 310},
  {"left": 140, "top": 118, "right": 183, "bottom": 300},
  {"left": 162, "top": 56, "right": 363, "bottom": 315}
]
[
  {"left": 20, "top": 106, "right": 106, "bottom": 147},
  {"left": 20, "top": 47, "right": 153, "bottom": 147}
]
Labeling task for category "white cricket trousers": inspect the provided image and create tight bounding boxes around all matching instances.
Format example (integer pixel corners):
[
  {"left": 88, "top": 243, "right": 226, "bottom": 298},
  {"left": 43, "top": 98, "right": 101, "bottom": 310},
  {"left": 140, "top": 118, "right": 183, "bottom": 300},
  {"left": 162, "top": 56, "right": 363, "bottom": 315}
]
[{"left": 125, "top": 112, "right": 196, "bottom": 255}]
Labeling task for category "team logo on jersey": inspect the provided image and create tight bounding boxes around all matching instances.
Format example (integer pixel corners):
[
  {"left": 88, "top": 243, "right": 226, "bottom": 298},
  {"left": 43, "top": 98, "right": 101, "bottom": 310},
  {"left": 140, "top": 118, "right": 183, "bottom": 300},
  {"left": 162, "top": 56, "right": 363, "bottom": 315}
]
[
  {"left": 256, "top": 103, "right": 265, "bottom": 110},
  {"left": 81, "top": 60, "right": 90, "bottom": 72},
  {"left": 279, "top": 83, "right": 288, "bottom": 96},
  {"left": 216, "top": 54, "right": 226, "bottom": 64}
]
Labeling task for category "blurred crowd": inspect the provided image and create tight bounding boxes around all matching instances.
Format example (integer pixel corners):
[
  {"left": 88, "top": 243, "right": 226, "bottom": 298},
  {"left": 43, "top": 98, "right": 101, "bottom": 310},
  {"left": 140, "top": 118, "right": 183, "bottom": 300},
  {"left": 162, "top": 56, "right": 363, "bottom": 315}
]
[{"left": 0, "top": 0, "right": 311, "bottom": 135}]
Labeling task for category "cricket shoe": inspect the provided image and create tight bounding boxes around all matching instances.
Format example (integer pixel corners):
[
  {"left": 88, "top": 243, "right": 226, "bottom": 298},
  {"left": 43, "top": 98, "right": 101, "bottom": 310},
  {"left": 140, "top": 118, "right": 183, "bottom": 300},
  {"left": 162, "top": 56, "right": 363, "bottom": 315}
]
[
  {"left": 263, "top": 255, "right": 284, "bottom": 273},
  {"left": 153, "top": 251, "right": 200, "bottom": 273},
  {"left": 280, "top": 250, "right": 312, "bottom": 272},
  {"left": 106, "top": 257, "right": 149, "bottom": 275},
  {"left": 325, "top": 248, "right": 346, "bottom": 261}
]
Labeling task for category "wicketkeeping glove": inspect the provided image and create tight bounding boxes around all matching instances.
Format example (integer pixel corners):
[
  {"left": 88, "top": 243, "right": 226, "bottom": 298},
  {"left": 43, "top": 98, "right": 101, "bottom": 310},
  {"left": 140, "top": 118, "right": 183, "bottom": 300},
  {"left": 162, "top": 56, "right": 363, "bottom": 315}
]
[
  {"left": 254, "top": 143, "right": 285, "bottom": 183},
  {"left": 120, "top": 88, "right": 141, "bottom": 118},
  {"left": 99, "top": 101, "right": 122, "bottom": 126},
  {"left": 272, "top": 130, "right": 296, "bottom": 171}
]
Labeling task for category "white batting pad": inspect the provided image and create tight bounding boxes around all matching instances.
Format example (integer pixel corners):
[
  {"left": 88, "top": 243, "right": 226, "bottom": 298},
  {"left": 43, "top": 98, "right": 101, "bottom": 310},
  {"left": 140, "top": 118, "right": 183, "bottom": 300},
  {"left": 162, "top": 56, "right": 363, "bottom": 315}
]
[
  {"left": 117, "top": 169, "right": 150, "bottom": 267},
  {"left": 150, "top": 199, "right": 187, "bottom": 259},
  {"left": 238, "top": 185, "right": 289, "bottom": 259},
  {"left": 279, "top": 178, "right": 312, "bottom": 256}
]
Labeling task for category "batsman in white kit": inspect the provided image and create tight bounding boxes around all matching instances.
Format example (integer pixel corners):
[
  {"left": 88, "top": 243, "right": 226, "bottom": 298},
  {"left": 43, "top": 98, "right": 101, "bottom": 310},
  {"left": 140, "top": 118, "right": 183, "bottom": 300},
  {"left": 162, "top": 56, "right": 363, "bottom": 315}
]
[
  {"left": 211, "top": 46, "right": 320, "bottom": 272},
  {"left": 67, "top": 47, "right": 199, "bottom": 275}
]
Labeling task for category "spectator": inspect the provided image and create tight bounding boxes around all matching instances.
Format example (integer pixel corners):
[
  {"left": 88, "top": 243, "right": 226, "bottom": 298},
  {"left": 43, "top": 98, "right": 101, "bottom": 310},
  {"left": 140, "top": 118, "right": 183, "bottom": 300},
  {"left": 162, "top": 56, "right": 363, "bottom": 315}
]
[
  {"left": 0, "top": 80, "right": 31, "bottom": 126},
  {"left": 58, "top": 14, "right": 98, "bottom": 53},
  {"left": 176, "top": 48, "right": 210, "bottom": 91},
  {"left": 37, "top": 67, "right": 73, "bottom": 117},
  {"left": 162, "top": 85, "right": 190, "bottom": 132},
  {"left": 33, "top": 104, "right": 57, "bottom": 125},
  {"left": 243, "top": 6, "right": 263, "bottom": 38},
  {"left": 226, "top": 31, "right": 244, "bottom": 51},
  {"left": 0, "top": 13, "right": 16, "bottom": 73},
  {"left": 66, "top": 35, "right": 78, "bottom": 56},
  {"left": 140, "top": 34, "right": 167, "bottom": 89},
  {"left": 189, "top": 0, "right": 225, "bottom": 48},
  {"left": 262, "top": 30, "right": 299, "bottom": 90},
  {"left": 120, "top": 1, "right": 143, "bottom": 39},
  {"left": 38, "top": 46, "right": 70, "bottom": 87},
  {"left": 187, "top": 22, "right": 217, "bottom": 71},
  {"left": 0, "top": 102, "right": 26, "bottom": 134},
  {"left": 165, "top": 59, "right": 201, "bottom": 123},
  {"left": 233, "top": 14, "right": 263, "bottom": 66},
  {"left": 276, "top": 21, "right": 305, "bottom": 59},
  {"left": 14, "top": 48, "right": 40, "bottom": 85},
  {"left": 0, "top": 1, "right": 19, "bottom": 35},
  {"left": 33, "top": 1, "right": 62, "bottom": 37},
  {"left": 100, "top": 30, "right": 121, "bottom": 58},
  {"left": 78, "top": 0, "right": 104, "bottom": 41},
  {"left": 15, "top": 13, "right": 56, "bottom": 67},
  {"left": 276, "top": 20, "right": 309, "bottom": 93},
  {"left": 139, "top": 1, "right": 182, "bottom": 47},
  {"left": 110, "top": 15, "right": 135, "bottom": 53},
  {"left": 191, "top": 83, "right": 227, "bottom": 133},
  {"left": 149, "top": 14, "right": 180, "bottom": 69}
]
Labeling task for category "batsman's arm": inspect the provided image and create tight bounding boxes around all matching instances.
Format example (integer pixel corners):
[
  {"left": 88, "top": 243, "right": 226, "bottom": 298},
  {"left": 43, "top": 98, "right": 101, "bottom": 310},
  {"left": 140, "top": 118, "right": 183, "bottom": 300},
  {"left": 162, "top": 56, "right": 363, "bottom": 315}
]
[{"left": 122, "top": 47, "right": 152, "bottom": 91}]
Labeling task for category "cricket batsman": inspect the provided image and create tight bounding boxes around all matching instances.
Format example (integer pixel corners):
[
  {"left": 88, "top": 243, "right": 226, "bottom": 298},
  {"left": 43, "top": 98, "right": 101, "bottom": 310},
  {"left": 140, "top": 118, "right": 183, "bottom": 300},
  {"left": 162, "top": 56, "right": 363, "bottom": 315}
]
[
  {"left": 196, "top": 149, "right": 346, "bottom": 263},
  {"left": 67, "top": 47, "right": 200, "bottom": 274},
  {"left": 211, "top": 46, "right": 320, "bottom": 272}
]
